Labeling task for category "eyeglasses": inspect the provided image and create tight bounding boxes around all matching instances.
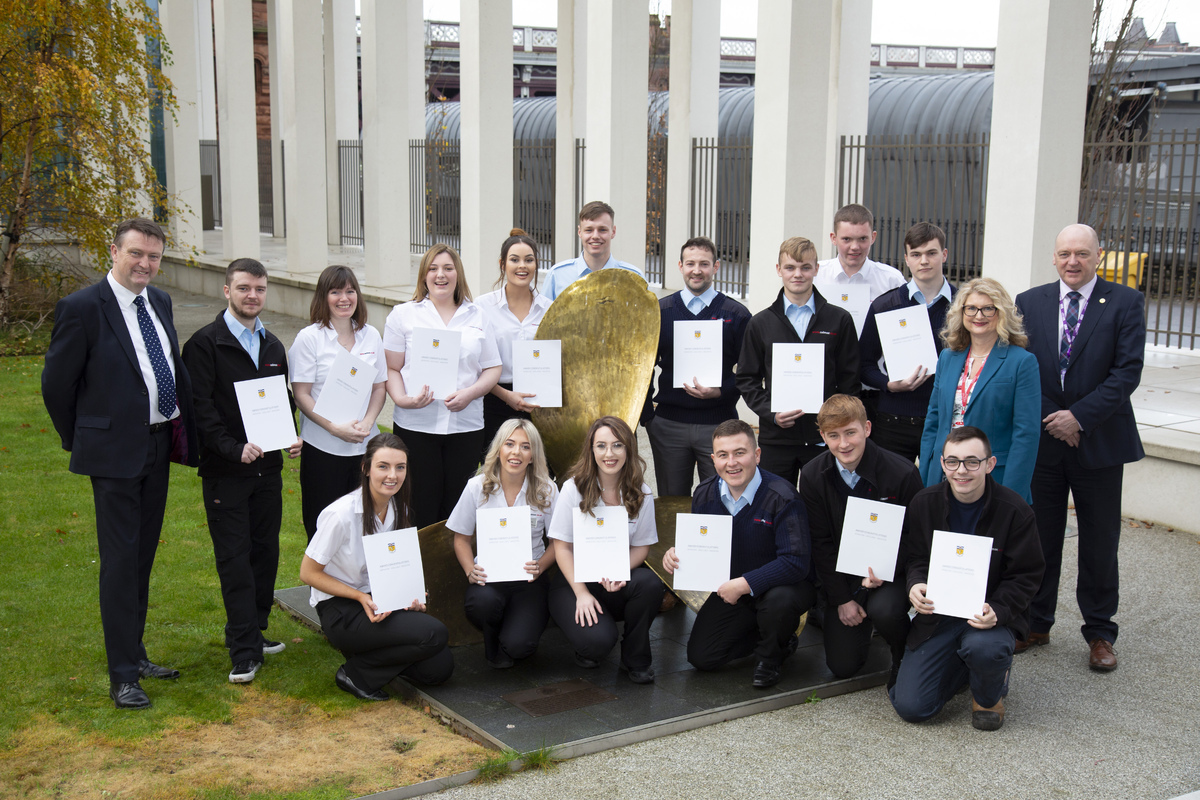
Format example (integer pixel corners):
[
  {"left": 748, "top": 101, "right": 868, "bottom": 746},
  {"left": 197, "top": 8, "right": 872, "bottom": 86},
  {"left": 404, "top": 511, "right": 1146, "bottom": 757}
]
[
  {"left": 593, "top": 442, "right": 626, "bottom": 454},
  {"left": 963, "top": 305, "right": 998, "bottom": 318},
  {"left": 942, "top": 457, "right": 985, "bottom": 471}
]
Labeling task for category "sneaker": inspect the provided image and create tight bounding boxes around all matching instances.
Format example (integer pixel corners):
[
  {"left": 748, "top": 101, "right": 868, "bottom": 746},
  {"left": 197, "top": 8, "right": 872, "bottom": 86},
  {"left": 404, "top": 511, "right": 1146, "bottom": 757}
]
[
  {"left": 262, "top": 639, "right": 286, "bottom": 655},
  {"left": 229, "top": 660, "right": 261, "bottom": 684}
]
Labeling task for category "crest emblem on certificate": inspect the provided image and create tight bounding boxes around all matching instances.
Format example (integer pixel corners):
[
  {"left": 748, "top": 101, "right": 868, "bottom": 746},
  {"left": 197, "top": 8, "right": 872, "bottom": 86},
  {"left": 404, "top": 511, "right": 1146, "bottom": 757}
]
[
  {"left": 533, "top": 349, "right": 540, "bottom": 358},
  {"left": 350, "top": 367, "right": 358, "bottom": 376},
  {"left": 869, "top": 513, "right": 878, "bottom": 522},
  {"left": 387, "top": 542, "right": 396, "bottom": 552},
  {"left": 433, "top": 339, "right": 440, "bottom": 348},
  {"left": 257, "top": 388, "right": 265, "bottom": 398},
  {"left": 899, "top": 319, "right": 908, "bottom": 328},
  {"left": 500, "top": 518, "right": 507, "bottom": 528},
  {"left": 794, "top": 353, "right": 802, "bottom": 362},
  {"left": 841, "top": 293, "right": 849, "bottom": 302},
  {"left": 955, "top": 545, "right": 964, "bottom": 556},
  {"left": 700, "top": 525, "right": 708, "bottom": 535},
  {"left": 694, "top": 330, "right": 702, "bottom": 338},
  {"left": 596, "top": 518, "right": 604, "bottom": 528}
]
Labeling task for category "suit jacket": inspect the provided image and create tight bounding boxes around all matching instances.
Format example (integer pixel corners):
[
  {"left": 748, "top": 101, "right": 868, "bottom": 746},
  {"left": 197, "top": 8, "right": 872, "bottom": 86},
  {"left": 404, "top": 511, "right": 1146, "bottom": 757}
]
[
  {"left": 42, "top": 277, "right": 199, "bottom": 478},
  {"left": 918, "top": 342, "right": 1041, "bottom": 503},
  {"left": 1014, "top": 277, "right": 1145, "bottom": 469}
]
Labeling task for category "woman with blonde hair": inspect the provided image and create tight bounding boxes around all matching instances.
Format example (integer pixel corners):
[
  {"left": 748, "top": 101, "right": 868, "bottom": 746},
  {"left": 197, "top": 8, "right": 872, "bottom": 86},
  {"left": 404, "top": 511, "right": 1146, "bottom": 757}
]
[
  {"left": 919, "top": 277, "right": 1041, "bottom": 502},
  {"left": 447, "top": 419, "right": 558, "bottom": 668}
]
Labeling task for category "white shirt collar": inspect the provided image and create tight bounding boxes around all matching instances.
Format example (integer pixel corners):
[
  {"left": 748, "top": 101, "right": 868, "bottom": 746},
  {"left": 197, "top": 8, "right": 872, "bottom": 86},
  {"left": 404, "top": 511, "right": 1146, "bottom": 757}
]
[
  {"left": 106, "top": 271, "right": 147, "bottom": 308},
  {"left": 908, "top": 277, "right": 953, "bottom": 306},
  {"left": 1059, "top": 274, "right": 1099, "bottom": 302}
]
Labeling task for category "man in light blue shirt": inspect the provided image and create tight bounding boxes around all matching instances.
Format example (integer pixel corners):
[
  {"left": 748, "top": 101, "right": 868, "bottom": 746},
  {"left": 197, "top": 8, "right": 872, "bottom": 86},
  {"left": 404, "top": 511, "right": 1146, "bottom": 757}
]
[{"left": 542, "top": 201, "right": 644, "bottom": 300}]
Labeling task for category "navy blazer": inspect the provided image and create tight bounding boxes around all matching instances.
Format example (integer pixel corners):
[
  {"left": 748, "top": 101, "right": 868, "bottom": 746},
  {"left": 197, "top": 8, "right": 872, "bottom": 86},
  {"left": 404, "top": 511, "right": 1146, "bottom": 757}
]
[
  {"left": 918, "top": 342, "right": 1041, "bottom": 503},
  {"left": 42, "top": 277, "right": 199, "bottom": 478},
  {"left": 1014, "top": 277, "right": 1145, "bottom": 469}
]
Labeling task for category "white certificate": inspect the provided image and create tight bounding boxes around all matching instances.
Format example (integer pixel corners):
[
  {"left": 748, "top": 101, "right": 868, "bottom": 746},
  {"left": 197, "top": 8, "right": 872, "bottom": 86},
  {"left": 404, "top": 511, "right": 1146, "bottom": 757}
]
[
  {"left": 824, "top": 285, "right": 871, "bottom": 334},
  {"left": 875, "top": 306, "right": 939, "bottom": 381},
  {"left": 409, "top": 327, "right": 461, "bottom": 400},
  {"left": 770, "top": 342, "right": 825, "bottom": 413},
  {"left": 673, "top": 513, "right": 733, "bottom": 592},
  {"left": 475, "top": 506, "right": 534, "bottom": 583},
  {"left": 672, "top": 320, "right": 723, "bottom": 388},
  {"left": 311, "top": 348, "right": 375, "bottom": 424},
  {"left": 361, "top": 527, "right": 426, "bottom": 613},
  {"left": 572, "top": 506, "right": 631, "bottom": 584},
  {"left": 834, "top": 497, "right": 905, "bottom": 583},
  {"left": 926, "top": 530, "right": 993, "bottom": 620},
  {"left": 232, "top": 374, "right": 297, "bottom": 452},
  {"left": 512, "top": 339, "right": 562, "bottom": 408}
]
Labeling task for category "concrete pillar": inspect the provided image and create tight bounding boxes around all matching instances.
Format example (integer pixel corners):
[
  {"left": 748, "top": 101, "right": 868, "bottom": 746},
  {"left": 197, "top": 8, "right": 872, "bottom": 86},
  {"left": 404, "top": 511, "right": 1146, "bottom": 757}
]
[
  {"left": 586, "top": 0, "right": 648, "bottom": 272},
  {"left": 981, "top": 0, "right": 1091, "bottom": 292},
  {"left": 746, "top": 0, "right": 842, "bottom": 311},
  {"left": 663, "top": 0, "right": 720, "bottom": 292},
  {"left": 278, "top": 0, "right": 329, "bottom": 273},
  {"left": 360, "top": 0, "right": 410, "bottom": 288},
  {"left": 324, "top": 0, "right": 357, "bottom": 246},
  {"left": 213, "top": 0, "right": 260, "bottom": 259},
  {"left": 160, "top": 0, "right": 202, "bottom": 252},
  {"left": 195, "top": 0, "right": 218, "bottom": 139},
  {"left": 266, "top": 0, "right": 285, "bottom": 238},
  {"left": 409, "top": 0, "right": 426, "bottom": 140},
  {"left": 460, "top": 1, "right": 514, "bottom": 296},
  {"left": 554, "top": 0, "right": 579, "bottom": 264},
  {"left": 837, "top": 0, "right": 871, "bottom": 206}
]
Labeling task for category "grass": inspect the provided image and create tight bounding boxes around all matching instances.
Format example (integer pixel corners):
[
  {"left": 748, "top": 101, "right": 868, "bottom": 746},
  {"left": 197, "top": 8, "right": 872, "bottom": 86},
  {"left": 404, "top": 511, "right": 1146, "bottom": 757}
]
[
  {"left": 474, "top": 749, "right": 521, "bottom": 783},
  {"left": 0, "top": 354, "right": 489, "bottom": 797}
]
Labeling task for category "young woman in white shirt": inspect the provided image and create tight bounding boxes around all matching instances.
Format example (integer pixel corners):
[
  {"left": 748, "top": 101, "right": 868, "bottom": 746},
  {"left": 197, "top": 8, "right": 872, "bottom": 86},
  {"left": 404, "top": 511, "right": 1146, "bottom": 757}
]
[
  {"left": 475, "top": 229, "right": 552, "bottom": 456},
  {"left": 548, "top": 416, "right": 664, "bottom": 684},
  {"left": 290, "top": 266, "right": 388, "bottom": 540},
  {"left": 447, "top": 419, "right": 559, "bottom": 668},
  {"left": 300, "top": 433, "right": 453, "bottom": 700},
  {"left": 384, "top": 245, "right": 502, "bottom": 528}
]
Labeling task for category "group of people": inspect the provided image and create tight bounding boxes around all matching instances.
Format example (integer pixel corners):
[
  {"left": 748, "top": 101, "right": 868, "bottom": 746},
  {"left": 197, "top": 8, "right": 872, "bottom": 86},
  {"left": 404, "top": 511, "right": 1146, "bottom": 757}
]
[{"left": 43, "top": 201, "right": 1145, "bottom": 733}]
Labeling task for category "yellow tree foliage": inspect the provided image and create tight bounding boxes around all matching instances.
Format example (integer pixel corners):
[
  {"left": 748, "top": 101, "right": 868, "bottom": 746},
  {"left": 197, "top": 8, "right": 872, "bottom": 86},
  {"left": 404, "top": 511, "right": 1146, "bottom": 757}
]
[{"left": 0, "top": 0, "right": 177, "bottom": 323}]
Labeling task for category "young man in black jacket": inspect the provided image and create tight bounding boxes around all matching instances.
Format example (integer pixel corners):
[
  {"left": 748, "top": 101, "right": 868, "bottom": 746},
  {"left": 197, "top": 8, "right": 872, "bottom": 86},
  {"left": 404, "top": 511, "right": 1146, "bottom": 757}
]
[
  {"left": 891, "top": 426, "right": 1044, "bottom": 731},
  {"left": 736, "top": 237, "right": 860, "bottom": 487},
  {"left": 182, "top": 259, "right": 302, "bottom": 684}
]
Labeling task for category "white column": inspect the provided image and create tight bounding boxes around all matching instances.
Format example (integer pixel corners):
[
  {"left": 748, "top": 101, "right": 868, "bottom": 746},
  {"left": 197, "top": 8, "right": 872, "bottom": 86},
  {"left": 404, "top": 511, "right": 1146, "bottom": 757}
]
[
  {"left": 195, "top": 0, "right": 218, "bottom": 139},
  {"left": 837, "top": 0, "right": 871, "bottom": 206},
  {"left": 278, "top": 0, "right": 329, "bottom": 273},
  {"left": 324, "top": 0, "right": 357, "bottom": 246},
  {"left": 663, "top": 0, "right": 720, "bottom": 291},
  {"left": 408, "top": 0, "right": 426, "bottom": 140},
  {"left": 460, "top": 0, "right": 514, "bottom": 295},
  {"left": 554, "top": 0, "right": 578, "bottom": 264},
  {"left": 981, "top": 0, "right": 1091, "bottom": 292},
  {"left": 586, "top": 0, "right": 648, "bottom": 270},
  {"left": 160, "top": 0, "right": 202, "bottom": 251},
  {"left": 360, "top": 0, "right": 410, "bottom": 288},
  {"left": 746, "top": 0, "right": 841, "bottom": 311},
  {"left": 213, "top": 0, "right": 260, "bottom": 259}
]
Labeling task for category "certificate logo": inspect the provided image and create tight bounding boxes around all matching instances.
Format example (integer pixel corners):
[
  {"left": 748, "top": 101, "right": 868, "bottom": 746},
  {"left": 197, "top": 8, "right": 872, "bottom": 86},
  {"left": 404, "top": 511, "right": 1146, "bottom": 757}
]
[
  {"left": 500, "top": 518, "right": 507, "bottom": 528},
  {"left": 533, "top": 349, "right": 540, "bottom": 358},
  {"left": 257, "top": 388, "right": 265, "bottom": 398},
  {"left": 694, "top": 330, "right": 702, "bottom": 339},
  {"left": 596, "top": 518, "right": 604, "bottom": 528},
  {"left": 700, "top": 525, "right": 708, "bottom": 535},
  {"left": 955, "top": 545, "right": 964, "bottom": 556},
  {"left": 350, "top": 367, "right": 358, "bottom": 376},
  {"left": 899, "top": 319, "right": 908, "bottom": 328},
  {"left": 869, "top": 513, "right": 878, "bottom": 522},
  {"left": 432, "top": 338, "right": 440, "bottom": 348},
  {"left": 841, "top": 293, "right": 849, "bottom": 302},
  {"left": 387, "top": 542, "right": 395, "bottom": 552},
  {"left": 794, "top": 353, "right": 802, "bottom": 362}
]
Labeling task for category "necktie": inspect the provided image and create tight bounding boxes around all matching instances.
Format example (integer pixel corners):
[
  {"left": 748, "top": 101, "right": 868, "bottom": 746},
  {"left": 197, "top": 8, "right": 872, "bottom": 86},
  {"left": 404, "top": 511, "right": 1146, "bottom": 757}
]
[
  {"left": 1059, "top": 291, "right": 1082, "bottom": 374},
  {"left": 134, "top": 296, "right": 176, "bottom": 418}
]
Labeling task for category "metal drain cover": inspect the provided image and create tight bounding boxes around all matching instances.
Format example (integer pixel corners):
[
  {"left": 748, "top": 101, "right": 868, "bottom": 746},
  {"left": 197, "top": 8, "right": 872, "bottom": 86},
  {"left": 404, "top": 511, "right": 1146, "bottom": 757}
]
[{"left": 502, "top": 679, "right": 618, "bottom": 718}]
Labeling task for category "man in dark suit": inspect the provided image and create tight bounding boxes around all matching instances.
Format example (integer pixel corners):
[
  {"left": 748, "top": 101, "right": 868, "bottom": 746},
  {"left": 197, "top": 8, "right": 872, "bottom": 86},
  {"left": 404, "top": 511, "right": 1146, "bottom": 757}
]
[
  {"left": 1014, "top": 223, "right": 1145, "bottom": 672},
  {"left": 42, "top": 218, "right": 199, "bottom": 708}
]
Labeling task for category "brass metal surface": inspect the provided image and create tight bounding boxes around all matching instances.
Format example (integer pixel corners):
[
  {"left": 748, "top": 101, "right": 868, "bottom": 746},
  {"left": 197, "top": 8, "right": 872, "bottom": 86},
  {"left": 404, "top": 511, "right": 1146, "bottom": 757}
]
[
  {"left": 532, "top": 269, "right": 660, "bottom": 477},
  {"left": 419, "top": 520, "right": 483, "bottom": 647},
  {"left": 645, "top": 495, "right": 711, "bottom": 613}
]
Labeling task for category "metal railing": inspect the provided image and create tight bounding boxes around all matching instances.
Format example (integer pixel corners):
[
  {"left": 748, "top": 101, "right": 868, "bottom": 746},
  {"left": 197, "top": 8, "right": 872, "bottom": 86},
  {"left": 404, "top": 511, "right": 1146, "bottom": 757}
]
[
  {"left": 689, "top": 137, "right": 753, "bottom": 297},
  {"left": 513, "top": 139, "right": 555, "bottom": 265},
  {"left": 645, "top": 135, "right": 668, "bottom": 286},
  {"left": 338, "top": 139, "right": 364, "bottom": 246},
  {"left": 258, "top": 139, "right": 275, "bottom": 235},
  {"left": 409, "top": 139, "right": 462, "bottom": 255}
]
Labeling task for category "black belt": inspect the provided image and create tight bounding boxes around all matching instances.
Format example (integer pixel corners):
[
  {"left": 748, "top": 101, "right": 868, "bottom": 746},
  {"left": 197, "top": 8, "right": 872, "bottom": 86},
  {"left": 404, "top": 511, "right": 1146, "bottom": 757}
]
[
  {"left": 148, "top": 421, "right": 172, "bottom": 433},
  {"left": 876, "top": 411, "right": 923, "bottom": 427}
]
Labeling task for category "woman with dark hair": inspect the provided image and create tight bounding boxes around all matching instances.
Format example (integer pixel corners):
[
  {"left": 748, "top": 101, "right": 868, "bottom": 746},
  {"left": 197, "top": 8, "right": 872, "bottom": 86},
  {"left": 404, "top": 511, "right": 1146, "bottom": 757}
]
[
  {"left": 448, "top": 419, "right": 559, "bottom": 668},
  {"left": 290, "top": 265, "right": 389, "bottom": 540},
  {"left": 300, "top": 433, "right": 453, "bottom": 700},
  {"left": 547, "top": 416, "right": 664, "bottom": 684},
  {"left": 384, "top": 244, "right": 502, "bottom": 528}
]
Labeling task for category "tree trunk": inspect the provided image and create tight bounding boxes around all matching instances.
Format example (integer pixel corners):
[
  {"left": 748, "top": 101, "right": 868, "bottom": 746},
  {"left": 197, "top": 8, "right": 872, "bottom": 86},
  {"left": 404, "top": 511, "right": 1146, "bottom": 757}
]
[{"left": 0, "top": 120, "right": 38, "bottom": 327}]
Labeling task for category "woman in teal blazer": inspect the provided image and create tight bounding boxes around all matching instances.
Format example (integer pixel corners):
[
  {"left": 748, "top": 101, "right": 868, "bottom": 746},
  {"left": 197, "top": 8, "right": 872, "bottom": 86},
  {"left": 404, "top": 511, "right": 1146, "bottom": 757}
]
[{"left": 919, "top": 277, "right": 1041, "bottom": 503}]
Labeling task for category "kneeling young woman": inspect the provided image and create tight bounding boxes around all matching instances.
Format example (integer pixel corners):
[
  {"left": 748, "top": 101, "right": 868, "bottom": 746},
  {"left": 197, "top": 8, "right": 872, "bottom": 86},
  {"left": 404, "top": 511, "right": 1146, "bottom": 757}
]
[{"left": 300, "top": 434, "right": 453, "bottom": 700}]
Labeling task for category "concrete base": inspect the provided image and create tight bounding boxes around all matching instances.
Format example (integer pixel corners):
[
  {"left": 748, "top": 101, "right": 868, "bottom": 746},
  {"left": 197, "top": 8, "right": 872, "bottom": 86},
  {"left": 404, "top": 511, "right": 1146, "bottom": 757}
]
[{"left": 1122, "top": 430, "right": 1200, "bottom": 531}]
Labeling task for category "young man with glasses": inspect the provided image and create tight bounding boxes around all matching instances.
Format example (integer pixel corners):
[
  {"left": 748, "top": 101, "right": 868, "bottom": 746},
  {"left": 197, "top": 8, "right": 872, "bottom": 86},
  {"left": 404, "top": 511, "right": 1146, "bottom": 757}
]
[{"left": 890, "top": 426, "right": 1044, "bottom": 731}]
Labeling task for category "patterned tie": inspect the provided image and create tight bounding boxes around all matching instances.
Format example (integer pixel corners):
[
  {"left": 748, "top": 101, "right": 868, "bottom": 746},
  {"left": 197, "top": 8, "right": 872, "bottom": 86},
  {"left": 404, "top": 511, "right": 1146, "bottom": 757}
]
[
  {"left": 1059, "top": 291, "right": 1082, "bottom": 374},
  {"left": 134, "top": 296, "right": 177, "bottom": 418}
]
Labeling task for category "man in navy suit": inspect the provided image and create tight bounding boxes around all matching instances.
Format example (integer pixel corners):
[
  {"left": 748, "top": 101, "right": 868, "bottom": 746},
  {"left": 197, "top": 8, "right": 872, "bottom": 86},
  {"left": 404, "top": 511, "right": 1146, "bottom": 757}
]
[
  {"left": 1014, "top": 223, "right": 1144, "bottom": 672},
  {"left": 42, "top": 218, "right": 199, "bottom": 708}
]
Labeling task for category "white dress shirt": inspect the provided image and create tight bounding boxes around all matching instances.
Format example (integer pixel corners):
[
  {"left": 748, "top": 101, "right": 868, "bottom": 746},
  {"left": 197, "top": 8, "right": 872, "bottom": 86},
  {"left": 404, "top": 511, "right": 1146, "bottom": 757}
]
[
  {"left": 305, "top": 490, "right": 396, "bottom": 606},
  {"left": 105, "top": 271, "right": 178, "bottom": 423},
  {"left": 542, "top": 253, "right": 644, "bottom": 301},
  {"left": 547, "top": 477, "right": 658, "bottom": 547},
  {"left": 476, "top": 288, "right": 552, "bottom": 383},
  {"left": 446, "top": 474, "right": 560, "bottom": 561},
  {"left": 383, "top": 298, "right": 502, "bottom": 435},
  {"left": 816, "top": 256, "right": 906, "bottom": 301},
  {"left": 289, "top": 322, "right": 388, "bottom": 457}
]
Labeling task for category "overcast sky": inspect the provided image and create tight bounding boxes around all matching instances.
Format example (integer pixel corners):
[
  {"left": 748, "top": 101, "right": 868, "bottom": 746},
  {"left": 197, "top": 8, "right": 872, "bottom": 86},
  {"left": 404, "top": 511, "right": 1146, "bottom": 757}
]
[{"left": 420, "top": 0, "right": 1200, "bottom": 49}]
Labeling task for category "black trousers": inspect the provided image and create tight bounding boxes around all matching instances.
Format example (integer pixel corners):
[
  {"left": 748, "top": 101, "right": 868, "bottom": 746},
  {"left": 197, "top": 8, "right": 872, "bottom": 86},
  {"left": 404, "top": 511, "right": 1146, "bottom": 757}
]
[
  {"left": 1029, "top": 454, "right": 1123, "bottom": 644},
  {"left": 547, "top": 566, "right": 665, "bottom": 671},
  {"left": 91, "top": 425, "right": 172, "bottom": 683},
  {"left": 317, "top": 596, "right": 453, "bottom": 692},
  {"left": 394, "top": 425, "right": 486, "bottom": 529},
  {"left": 645, "top": 416, "right": 719, "bottom": 497},
  {"left": 687, "top": 581, "right": 815, "bottom": 670},
  {"left": 464, "top": 574, "right": 550, "bottom": 662},
  {"left": 870, "top": 412, "right": 923, "bottom": 465},
  {"left": 481, "top": 384, "right": 531, "bottom": 462},
  {"left": 759, "top": 442, "right": 824, "bottom": 488},
  {"left": 202, "top": 471, "right": 282, "bottom": 665},
  {"left": 299, "top": 442, "right": 362, "bottom": 541},
  {"left": 821, "top": 581, "right": 911, "bottom": 679}
]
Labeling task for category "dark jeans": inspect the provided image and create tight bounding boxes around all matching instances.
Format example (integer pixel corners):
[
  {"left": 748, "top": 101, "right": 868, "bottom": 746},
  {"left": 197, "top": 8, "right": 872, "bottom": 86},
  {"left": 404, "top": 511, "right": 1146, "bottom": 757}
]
[
  {"left": 317, "top": 596, "right": 453, "bottom": 692},
  {"left": 687, "top": 582, "right": 816, "bottom": 670},
  {"left": 464, "top": 575, "right": 550, "bottom": 663},
  {"left": 547, "top": 566, "right": 665, "bottom": 671},
  {"left": 299, "top": 442, "right": 361, "bottom": 541},
  {"left": 822, "top": 581, "right": 911, "bottom": 679},
  {"left": 759, "top": 442, "right": 825, "bottom": 488},
  {"left": 870, "top": 411, "right": 923, "bottom": 465},
  {"left": 395, "top": 425, "right": 487, "bottom": 529},
  {"left": 890, "top": 618, "right": 1014, "bottom": 722},
  {"left": 481, "top": 384, "right": 531, "bottom": 463}
]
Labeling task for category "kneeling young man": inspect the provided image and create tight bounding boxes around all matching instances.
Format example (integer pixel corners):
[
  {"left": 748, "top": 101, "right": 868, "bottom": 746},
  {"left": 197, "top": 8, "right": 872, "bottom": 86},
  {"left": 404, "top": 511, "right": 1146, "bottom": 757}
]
[
  {"left": 891, "top": 427, "right": 1044, "bottom": 731},
  {"left": 662, "top": 419, "right": 815, "bottom": 688},
  {"left": 800, "top": 394, "right": 922, "bottom": 686}
]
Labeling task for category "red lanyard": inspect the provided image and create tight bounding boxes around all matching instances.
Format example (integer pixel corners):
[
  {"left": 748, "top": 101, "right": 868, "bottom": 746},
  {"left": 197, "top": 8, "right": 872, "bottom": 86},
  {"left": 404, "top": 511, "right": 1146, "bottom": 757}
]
[{"left": 957, "top": 348, "right": 988, "bottom": 411}]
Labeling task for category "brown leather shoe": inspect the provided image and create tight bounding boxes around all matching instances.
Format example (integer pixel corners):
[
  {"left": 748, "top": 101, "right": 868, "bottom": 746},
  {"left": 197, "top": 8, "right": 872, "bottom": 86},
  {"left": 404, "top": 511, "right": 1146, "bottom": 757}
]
[
  {"left": 971, "top": 697, "right": 1005, "bottom": 730},
  {"left": 1014, "top": 632, "right": 1050, "bottom": 654},
  {"left": 1089, "top": 639, "right": 1118, "bottom": 672}
]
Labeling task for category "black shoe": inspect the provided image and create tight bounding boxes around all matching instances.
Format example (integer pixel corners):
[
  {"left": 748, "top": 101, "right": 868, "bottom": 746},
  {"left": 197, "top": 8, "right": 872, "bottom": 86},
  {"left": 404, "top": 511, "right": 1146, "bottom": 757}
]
[
  {"left": 752, "top": 660, "right": 782, "bottom": 688},
  {"left": 110, "top": 681, "right": 151, "bottom": 709},
  {"left": 262, "top": 639, "right": 286, "bottom": 655},
  {"left": 784, "top": 634, "right": 799, "bottom": 659},
  {"left": 335, "top": 666, "right": 389, "bottom": 701},
  {"left": 138, "top": 659, "right": 180, "bottom": 680},
  {"left": 487, "top": 653, "right": 515, "bottom": 669},
  {"left": 620, "top": 664, "right": 655, "bottom": 684},
  {"left": 228, "top": 660, "right": 261, "bottom": 684},
  {"left": 574, "top": 652, "right": 600, "bottom": 669}
]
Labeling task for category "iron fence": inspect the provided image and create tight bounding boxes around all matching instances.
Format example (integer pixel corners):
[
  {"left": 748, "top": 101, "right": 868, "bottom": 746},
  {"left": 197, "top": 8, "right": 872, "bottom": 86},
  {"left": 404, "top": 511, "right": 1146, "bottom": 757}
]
[
  {"left": 258, "top": 139, "right": 275, "bottom": 235},
  {"left": 513, "top": 139, "right": 555, "bottom": 265},
  {"left": 645, "top": 135, "right": 668, "bottom": 286},
  {"left": 689, "top": 137, "right": 753, "bottom": 297},
  {"left": 338, "top": 139, "right": 364, "bottom": 246},
  {"left": 409, "top": 138, "right": 463, "bottom": 255}
]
